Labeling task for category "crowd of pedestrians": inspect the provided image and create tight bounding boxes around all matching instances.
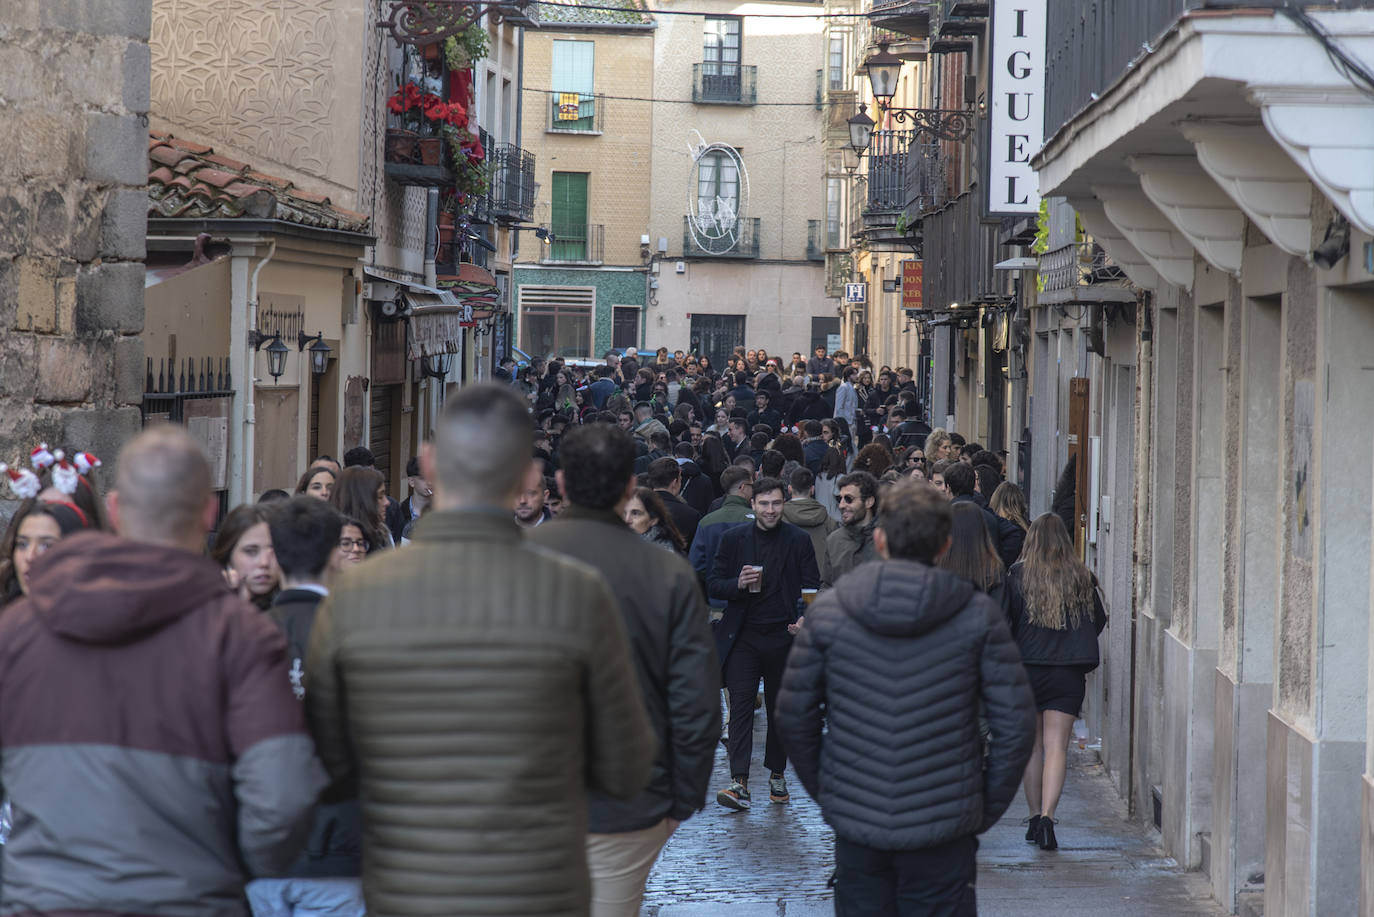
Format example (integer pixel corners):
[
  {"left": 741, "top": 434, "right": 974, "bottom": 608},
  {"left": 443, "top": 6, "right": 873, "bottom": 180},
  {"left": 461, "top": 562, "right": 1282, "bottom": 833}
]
[{"left": 0, "top": 343, "right": 1108, "bottom": 916}]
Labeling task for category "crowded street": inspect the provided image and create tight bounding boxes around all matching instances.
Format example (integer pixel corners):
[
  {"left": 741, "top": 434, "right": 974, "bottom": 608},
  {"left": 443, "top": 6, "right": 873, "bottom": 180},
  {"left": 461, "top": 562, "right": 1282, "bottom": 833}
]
[{"left": 7, "top": 0, "right": 1374, "bottom": 914}]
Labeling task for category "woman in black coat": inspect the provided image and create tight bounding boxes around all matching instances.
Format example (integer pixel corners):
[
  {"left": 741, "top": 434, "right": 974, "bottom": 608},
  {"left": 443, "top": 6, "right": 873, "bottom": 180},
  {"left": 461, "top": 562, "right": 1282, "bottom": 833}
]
[{"left": 1006, "top": 513, "right": 1106, "bottom": 851}]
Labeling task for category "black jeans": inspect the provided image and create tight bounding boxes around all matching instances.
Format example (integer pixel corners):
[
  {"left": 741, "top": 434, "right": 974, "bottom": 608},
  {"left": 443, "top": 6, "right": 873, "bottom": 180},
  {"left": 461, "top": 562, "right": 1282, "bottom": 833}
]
[
  {"left": 723, "top": 624, "right": 792, "bottom": 780},
  {"left": 833, "top": 835, "right": 977, "bottom": 917}
]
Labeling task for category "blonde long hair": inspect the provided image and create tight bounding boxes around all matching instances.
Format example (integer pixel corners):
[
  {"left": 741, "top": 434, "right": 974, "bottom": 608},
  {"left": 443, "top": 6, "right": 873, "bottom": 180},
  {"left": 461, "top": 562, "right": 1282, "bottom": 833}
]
[
  {"left": 990, "top": 481, "right": 1030, "bottom": 531},
  {"left": 1019, "top": 513, "right": 1094, "bottom": 630}
]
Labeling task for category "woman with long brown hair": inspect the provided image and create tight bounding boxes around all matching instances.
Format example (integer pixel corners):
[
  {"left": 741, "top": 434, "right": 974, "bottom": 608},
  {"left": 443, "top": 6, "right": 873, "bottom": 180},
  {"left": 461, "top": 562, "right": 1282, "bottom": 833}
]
[
  {"left": 1007, "top": 513, "right": 1107, "bottom": 851},
  {"left": 210, "top": 504, "right": 280, "bottom": 610},
  {"left": 937, "top": 502, "right": 1007, "bottom": 605},
  {"left": 331, "top": 466, "right": 391, "bottom": 553},
  {"left": 621, "top": 487, "right": 686, "bottom": 554}
]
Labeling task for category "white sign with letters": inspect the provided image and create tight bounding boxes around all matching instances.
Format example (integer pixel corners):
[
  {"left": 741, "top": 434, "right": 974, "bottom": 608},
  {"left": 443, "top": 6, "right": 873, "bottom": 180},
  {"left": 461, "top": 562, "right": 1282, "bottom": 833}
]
[
  {"left": 844, "top": 283, "right": 867, "bottom": 304},
  {"left": 987, "top": 1, "right": 1047, "bottom": 215}
]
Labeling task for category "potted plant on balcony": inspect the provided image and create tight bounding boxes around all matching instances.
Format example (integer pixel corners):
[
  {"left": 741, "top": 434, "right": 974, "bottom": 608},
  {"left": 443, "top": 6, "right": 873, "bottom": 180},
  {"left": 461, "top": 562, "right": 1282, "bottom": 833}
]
[{"left": 385, "top": 81, "right": 467, "bottom": 167}]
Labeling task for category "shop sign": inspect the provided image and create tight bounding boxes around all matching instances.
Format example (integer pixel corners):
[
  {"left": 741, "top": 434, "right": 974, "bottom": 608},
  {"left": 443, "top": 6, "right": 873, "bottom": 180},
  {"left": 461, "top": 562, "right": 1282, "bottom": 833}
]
[
  {"left": 901, "top": 261, "right": 924, "bottom": 310},
  {"left": 987, "top": 1, "right": 1047, "bottom": 216}
]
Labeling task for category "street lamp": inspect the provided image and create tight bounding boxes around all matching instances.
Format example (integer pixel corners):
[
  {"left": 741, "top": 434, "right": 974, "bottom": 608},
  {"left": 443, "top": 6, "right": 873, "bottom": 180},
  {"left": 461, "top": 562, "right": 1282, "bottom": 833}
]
[
  {"left": 864, "top": 45, "right": 903, "bottom": 109},
  {"left": 263, "top": 334, "right": 289, "bottom": 381},
  {"left": 858, "top": 44, "right": 978, "bottom": 142},
  {"left": 848, "top": 105, "right": 876, "bottom": 156},
  {"left": 298, "top": 330, "right": 332, "bottom": 375},
  {"left": 422, "top": 350, "right": 454, "bottom": 379}
]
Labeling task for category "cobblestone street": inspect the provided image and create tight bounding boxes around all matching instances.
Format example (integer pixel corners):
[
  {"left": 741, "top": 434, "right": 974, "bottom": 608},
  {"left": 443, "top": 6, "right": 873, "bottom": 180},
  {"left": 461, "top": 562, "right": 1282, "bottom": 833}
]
[{"left": 643, "top": 705, "right": 1225, "bottom": 916}]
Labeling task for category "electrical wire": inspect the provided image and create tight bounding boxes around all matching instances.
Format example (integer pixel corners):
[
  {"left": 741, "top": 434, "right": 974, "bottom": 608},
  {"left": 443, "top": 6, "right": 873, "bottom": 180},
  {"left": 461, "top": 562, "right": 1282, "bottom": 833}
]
[
  {"left": 1277, "top": 6, "right": 1374, "bottom": 102},
  {"left": 534, "top": 0, "right": 874, "bottom": 18},
  {"left": 523, "top": 85, "right": 829, "bottom": 106}
]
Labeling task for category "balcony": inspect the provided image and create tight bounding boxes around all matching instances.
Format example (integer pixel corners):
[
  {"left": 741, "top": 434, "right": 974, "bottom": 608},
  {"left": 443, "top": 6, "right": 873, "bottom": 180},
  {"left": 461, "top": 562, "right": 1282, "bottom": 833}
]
[
  {"left": 682, "top": 216, "right": 760, "bottom": 258},
  {"left": 826, "top": 252, "right": 854, "bottom": 299},
  {"left": 547, "top": 92, "right": 603, "bottom": 133},
  {"left": 928, "top": 0, "right": 979, "bottom": 53},
  {"left": 868, "top": 0, "right": 931, "bottom": 41},
  {"left": 864, "top": 129, "right": 915, "bottom": 223},
  {"left": 904, "top": 141, "right": 947, "bottom": 217},
  {"left": 384, "top": 129, "right": 453, "bottom": 188},
  {"left": 487, "top": 143, "right": 536, "bottom": 224},
  {"left": 1037, "top": 241, "right": 1129, "bottom": 302},
  {"left": 542, "top": 223, "right": 605, "bottom": 264},
  {"left": 692, "top": 63, "right": 757, "bottom": 105},
  {"left": 807, "top": 221, "right": 826, "bottom": 261}
]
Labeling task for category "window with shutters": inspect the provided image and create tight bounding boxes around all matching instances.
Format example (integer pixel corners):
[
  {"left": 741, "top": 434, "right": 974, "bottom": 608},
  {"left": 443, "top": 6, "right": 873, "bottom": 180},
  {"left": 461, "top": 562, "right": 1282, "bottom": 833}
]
[
  {"left": 828, "top": 32, "right": 848, "bottom": 90},
  {"left": 696, "top": 150, "right": 740, "bottom": 230},
  {"left": 550, "top": 172, "right": 589, "bottom": 262},
  {"left": 519, "top": 285, "right": 595, "bottom": 359},
  {"left": 550, "top": 40, "right": 596, "bottom": 132}
]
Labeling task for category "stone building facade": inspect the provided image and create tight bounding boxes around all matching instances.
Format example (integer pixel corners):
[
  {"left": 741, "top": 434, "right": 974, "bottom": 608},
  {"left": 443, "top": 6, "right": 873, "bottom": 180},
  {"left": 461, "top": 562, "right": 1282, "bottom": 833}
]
[
  {"left": 513, "top": 4, "right": 656, "bottom": 358},
  {"left": 0, "top": 0, "right": 152, "bottom": 504}
]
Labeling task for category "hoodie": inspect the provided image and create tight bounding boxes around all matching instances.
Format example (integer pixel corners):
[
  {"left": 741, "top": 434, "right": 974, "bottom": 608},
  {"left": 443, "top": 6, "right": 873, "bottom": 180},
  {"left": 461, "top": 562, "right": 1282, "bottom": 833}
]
[
  {"left": 776, "top": 560, "right": 1036, "bottom": 850},
  {"left": 0, "top": 531, "right": 326, "bottom": 916},
  {"left": 782, "top": 497, "right": 839, "bottom": 585}
]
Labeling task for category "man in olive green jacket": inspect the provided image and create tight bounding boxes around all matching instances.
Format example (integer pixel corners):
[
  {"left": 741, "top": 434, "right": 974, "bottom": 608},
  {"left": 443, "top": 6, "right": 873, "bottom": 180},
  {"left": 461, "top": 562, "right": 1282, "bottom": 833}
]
[{"left": 306, "top": 385, "right": 655, "bottom": 917}]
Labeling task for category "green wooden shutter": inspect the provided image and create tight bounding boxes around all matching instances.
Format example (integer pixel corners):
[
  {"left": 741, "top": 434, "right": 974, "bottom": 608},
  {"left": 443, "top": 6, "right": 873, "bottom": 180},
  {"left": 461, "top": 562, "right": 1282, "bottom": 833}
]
[{"left": 550, "top": 172, "right": 589, "bottom": 261}]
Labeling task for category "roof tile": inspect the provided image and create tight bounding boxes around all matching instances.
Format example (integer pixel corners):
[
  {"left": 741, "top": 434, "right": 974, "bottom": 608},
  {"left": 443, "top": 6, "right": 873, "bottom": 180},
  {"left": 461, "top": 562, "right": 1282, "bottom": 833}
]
[
  {"left": 204, "top": 152, "right": 250, "bottom": 172},
  {"left": 168, "top": 137, "right": 213, "bottom": 154},
  {"left": 147, "top": 131, "right": 370, "bottom": 234}
]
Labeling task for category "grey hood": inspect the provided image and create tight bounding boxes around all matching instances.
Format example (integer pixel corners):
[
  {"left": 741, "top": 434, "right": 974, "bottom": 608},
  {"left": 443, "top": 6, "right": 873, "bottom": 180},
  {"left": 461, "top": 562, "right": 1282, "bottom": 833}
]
[{"left": 830, "top": 559, "right": 975, "bottom": 638}]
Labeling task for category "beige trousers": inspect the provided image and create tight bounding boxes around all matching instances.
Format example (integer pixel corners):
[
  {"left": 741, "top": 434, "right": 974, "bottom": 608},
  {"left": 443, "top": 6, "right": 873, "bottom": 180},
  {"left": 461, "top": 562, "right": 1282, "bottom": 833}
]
[{"left": 585, "top": 817, "right": 674, "bottom": 917}]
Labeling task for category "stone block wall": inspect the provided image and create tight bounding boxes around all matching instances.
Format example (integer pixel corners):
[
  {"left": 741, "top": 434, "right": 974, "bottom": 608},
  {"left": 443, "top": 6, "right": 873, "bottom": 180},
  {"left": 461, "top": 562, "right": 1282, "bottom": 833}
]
[{"left": 0, "top": 0, "right": 150, "bottom": 513}]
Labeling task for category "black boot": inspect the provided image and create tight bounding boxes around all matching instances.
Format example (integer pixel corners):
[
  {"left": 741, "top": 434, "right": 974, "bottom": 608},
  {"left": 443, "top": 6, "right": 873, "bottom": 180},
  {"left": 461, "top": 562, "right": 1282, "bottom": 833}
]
[
  {"left": 1024, "top": 814, "right": 1041, "bottom": 843},
  {"left": 1037, "top": 818, "right": 1058, "bottom": 851}
]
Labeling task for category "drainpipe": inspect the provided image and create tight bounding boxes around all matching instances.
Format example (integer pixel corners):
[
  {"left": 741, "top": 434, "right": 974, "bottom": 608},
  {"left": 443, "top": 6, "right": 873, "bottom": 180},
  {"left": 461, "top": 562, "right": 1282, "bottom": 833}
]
[
  {"left": 424, "top": 187, "right": 439, "bottom": 287},
  {"left": 243, "top": 238, "right": 276, "bottom": 502},
  {"left": 1127, "top": 290, "right": 1153, "bottom": 817}
]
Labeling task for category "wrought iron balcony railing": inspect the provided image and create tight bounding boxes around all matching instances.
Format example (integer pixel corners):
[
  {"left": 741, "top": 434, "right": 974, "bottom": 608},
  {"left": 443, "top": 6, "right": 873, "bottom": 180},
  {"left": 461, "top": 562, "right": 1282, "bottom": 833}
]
[
  {"left": 542, "top": 223, "right": 604, "bottom": 264},
  {"left": 692, "top": 63, "right": 758, "bottom": 105},
  {"left": 547, "top": 92, "right": 602, "bottom": 133},
  {"left": 865, "top": 129, "right": 914, "bottom": 215},
  {"left": 868, "top": 0, "right": 932, "bottom": 41},
  {"left": 904, "top": 141, "right": 947, "bottom": 216},
  {"left": 807, "top": 221, "right": 826, "bottom": 261},
  {"left": 1037, "top": 241, "right": 1127, "bottom": 293},
  {"left": 683, "top": 216, "right": 761, "bottom": 258},
  {"left": 487, "top": 143, "right": 536, "bottom": 223}
]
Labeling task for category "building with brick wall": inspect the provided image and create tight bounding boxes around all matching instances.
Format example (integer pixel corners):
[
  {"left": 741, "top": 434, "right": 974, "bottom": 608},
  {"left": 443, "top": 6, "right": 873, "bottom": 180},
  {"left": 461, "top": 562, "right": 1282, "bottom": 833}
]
[
  {"left": 513, "top": 0, "right": 656, "bottom": 360},
  {"left": 0, "top": 0, "right": 151, "bottom": 515},
  {"left": 647, "top": 0, "right": 837, "bottom": 369}
]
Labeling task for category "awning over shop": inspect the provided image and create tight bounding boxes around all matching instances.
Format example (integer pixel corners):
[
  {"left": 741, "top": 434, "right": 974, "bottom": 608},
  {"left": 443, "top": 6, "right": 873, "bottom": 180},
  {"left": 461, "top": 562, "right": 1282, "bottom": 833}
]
[
  {"left": 1030, "top": 8, "right": 1374, "bottom": 292},
  {"left": 404, "top": 283, "right": 466, "bottom": 361}
]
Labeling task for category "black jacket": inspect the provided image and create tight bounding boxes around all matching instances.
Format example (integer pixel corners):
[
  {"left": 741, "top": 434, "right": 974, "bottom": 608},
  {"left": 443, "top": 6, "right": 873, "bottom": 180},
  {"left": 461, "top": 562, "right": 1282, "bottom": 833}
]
[
  {"left": 952, "top": 493, "right": 1022, "bottom": 568},
  {"left": 529, "top": 506, "right": 720, "bottom": 831},
  {"left": 677, "top": 460, "right": 714, "bottom": 517},
  {"left": 656, "top": 489, "right": 701, "bottom": 548},
  {"left": 747, "top": 408, "right": 784, "bottom": 433},
  {"left": 707, "top": 521, "right": 820, "bottom": 666},
  {"left": 1005, "top": 564, "right": 1107, "bottom": 668},
  {"left": 776, "top": 561, "right": 1036, "bottom": 851},
  {"left": 267, "top": 588, "right": 363, "bottom": 878}
]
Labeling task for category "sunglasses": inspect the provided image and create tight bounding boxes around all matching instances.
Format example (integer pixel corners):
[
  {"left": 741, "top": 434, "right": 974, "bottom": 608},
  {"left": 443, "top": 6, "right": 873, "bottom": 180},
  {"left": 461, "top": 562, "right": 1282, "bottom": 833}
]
[{"left": 839, "top": 494, "right": 862, "bottom": 504}]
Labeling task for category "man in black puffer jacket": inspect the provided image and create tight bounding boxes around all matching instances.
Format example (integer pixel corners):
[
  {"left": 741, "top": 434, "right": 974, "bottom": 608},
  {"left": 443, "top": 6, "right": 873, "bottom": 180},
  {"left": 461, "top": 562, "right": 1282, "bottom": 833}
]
[{"left": 777, "top": 480, "right": 1035, "bottom": 915}]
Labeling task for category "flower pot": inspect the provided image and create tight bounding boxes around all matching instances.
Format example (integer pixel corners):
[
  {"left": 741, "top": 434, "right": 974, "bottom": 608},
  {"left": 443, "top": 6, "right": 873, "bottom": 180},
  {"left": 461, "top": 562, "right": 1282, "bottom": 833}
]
[
  {"left": 385, "top": 129, "right": 444, "bottom": 167},
  {"left": 437, "top": 225, "right": 455, "bottom": 245}
]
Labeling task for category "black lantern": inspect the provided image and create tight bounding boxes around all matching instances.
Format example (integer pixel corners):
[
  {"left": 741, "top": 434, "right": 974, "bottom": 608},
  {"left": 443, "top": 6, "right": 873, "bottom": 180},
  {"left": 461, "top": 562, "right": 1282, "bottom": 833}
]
[
  {"left": 298, "top": 330, "right": 332, "bottom": 375},
  {"left": 848, "top": 105, "right": 875, "bottom": 156},
  {"left": 263, "top": 334, "right": 289, "bottom": 381},
  {"left": 422, "top": 350, "right": 454, "bottom": 379},
  {"left": 864, "top": 44, "right": 903, "bottom": 108}
]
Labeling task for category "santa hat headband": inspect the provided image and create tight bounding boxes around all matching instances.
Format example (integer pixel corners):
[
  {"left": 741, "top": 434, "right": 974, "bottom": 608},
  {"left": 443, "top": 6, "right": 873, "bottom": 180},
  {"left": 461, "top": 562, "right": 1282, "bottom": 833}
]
[{"left": 0, "top": 463, "right": 41, "bottom": 501}]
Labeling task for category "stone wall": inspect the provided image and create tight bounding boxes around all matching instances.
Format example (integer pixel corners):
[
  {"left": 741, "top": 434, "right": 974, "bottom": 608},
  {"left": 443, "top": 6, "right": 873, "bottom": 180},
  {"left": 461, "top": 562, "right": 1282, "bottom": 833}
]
[{"left": 0, "top": 0, "right": 151, "bottom": 511}]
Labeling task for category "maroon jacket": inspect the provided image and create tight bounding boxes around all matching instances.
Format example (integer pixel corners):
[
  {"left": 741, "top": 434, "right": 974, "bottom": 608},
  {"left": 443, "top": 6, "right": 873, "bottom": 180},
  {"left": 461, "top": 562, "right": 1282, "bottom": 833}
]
[{"left": 0, "top": 531, "right": 326, "bottom": 917}]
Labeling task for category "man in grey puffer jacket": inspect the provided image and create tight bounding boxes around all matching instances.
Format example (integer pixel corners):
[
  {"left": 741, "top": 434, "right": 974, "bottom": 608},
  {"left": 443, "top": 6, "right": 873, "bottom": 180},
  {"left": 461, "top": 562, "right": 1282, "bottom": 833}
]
[{"left": 777, "top": 480, "right": 1035, "bottom": 915}]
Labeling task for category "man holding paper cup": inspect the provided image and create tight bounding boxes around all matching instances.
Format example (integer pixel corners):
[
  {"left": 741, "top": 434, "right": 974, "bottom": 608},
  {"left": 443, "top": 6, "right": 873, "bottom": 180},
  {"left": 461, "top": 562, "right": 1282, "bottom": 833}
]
[{"left": 708, "top": 476, "right": 821, "bottom": 812}]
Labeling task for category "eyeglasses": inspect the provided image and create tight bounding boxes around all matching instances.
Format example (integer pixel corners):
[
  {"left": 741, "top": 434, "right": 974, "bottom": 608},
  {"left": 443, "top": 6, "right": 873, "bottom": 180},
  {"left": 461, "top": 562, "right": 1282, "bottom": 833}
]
[
  {"left": 839, "top": 494, "right": 861, "bottom": 504},
  {"left": 339, "top": 538, "right": 369, "bottom": 552}
]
